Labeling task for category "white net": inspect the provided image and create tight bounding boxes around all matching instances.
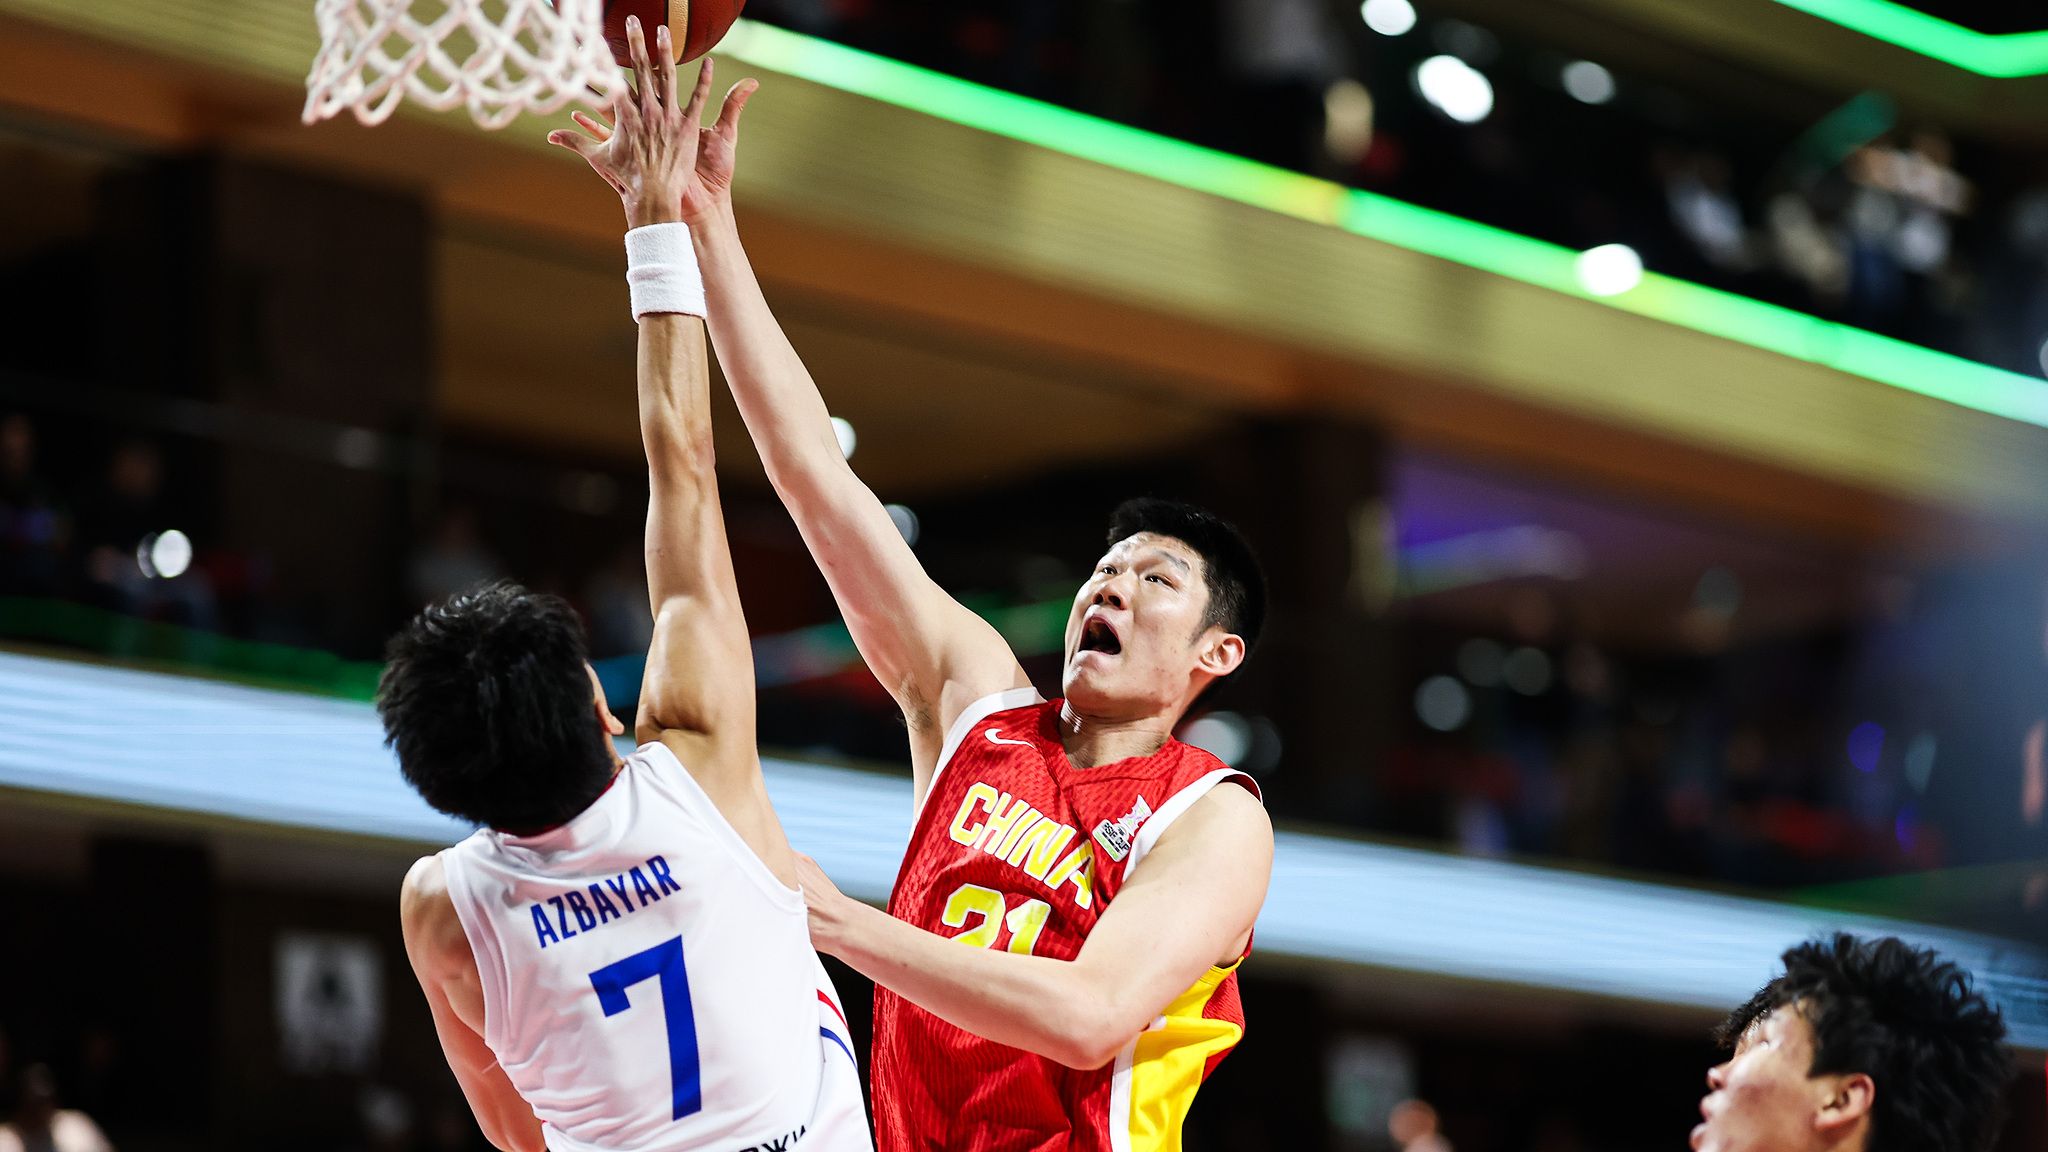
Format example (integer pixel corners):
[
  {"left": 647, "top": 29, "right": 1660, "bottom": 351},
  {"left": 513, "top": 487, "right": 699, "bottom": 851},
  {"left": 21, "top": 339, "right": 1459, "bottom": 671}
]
[{"left": 303, "top": 0, "right": 624, "bottom": 131}]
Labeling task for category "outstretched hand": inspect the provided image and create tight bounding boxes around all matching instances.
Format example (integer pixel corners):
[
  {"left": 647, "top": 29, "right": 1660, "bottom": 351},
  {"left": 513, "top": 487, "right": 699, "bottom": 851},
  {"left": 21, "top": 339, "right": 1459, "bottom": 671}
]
[
  {"left": 547, "top": 15, "right": 757, "bottom": 228},
  {"left": 793, "top": 852, "right": 861, "bottom": 956}
]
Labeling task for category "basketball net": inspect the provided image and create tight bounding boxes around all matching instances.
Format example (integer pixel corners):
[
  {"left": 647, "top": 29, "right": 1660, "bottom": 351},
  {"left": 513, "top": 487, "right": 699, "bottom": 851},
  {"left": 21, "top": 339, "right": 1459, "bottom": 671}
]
[{"left": 303, "top": 0, "right": 624, "bottom": 130}]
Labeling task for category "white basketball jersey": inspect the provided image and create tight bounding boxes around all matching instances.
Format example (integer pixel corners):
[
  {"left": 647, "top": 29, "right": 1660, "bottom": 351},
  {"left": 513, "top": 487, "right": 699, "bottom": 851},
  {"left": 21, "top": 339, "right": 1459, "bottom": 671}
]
[{"left": 440, "top": 741, "right": 870, "bottom": 1152}]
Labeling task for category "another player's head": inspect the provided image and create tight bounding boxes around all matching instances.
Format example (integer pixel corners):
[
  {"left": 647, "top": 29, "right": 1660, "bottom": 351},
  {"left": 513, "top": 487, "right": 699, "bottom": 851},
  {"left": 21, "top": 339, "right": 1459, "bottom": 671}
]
[
  {"left": 1062, "top": 497, "right": 1265, "bottom": 721},
  {"left": 379, "top": 581, "right": 626, "bottom": 833},
  {"left": 1694, "top": 933, "right": 2009, "bottom": 1152}
]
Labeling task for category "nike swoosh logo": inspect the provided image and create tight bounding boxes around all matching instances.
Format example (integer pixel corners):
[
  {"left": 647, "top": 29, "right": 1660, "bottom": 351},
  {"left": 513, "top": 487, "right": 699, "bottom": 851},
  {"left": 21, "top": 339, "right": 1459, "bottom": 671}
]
[{"left": 986, "top": 729, "right": 1032, "bottom": 747}]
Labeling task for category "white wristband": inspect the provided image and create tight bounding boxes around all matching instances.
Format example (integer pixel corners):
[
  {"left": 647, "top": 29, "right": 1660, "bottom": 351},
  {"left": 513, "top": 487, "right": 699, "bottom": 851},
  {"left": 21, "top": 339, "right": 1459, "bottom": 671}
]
[{"left": 624, "top": 222, "right": 706, "bottom": 320}]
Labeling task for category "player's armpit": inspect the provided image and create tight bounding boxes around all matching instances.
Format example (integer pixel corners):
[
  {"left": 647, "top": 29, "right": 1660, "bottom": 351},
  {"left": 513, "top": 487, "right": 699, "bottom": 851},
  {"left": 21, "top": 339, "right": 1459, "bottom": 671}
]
[{"left": 400, "top": 859, "right": 547, "bottom": 1152}]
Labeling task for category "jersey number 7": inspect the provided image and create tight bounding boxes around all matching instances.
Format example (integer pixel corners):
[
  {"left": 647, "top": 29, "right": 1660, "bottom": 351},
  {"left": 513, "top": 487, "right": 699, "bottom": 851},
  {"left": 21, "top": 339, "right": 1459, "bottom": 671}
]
[{"left": 590, "top": 936, "right": 702, "bottom": 1120}]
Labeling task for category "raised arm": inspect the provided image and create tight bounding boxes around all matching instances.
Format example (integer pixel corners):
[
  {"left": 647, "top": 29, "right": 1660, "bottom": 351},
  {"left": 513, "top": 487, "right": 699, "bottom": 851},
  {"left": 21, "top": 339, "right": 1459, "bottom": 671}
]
[
  {"left": 550, "top": 21, "right": 791, "bottom": 882},
  {"left": 663, "top": 73, "right": 1029, "bottom": 799}
]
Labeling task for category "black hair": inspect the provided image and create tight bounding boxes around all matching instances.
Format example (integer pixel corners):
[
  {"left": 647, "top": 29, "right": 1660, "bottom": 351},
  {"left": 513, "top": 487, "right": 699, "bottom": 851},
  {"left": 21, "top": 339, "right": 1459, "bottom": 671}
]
[
  {"left": 1717, "top": 933, "right": 2011, "bottom": 1152},
  {"left": 1105, "top": 497, "right": 1267, "bottom": 696},
  {"left": 378, "top": 581, "right": 615, "bottom": 832}
]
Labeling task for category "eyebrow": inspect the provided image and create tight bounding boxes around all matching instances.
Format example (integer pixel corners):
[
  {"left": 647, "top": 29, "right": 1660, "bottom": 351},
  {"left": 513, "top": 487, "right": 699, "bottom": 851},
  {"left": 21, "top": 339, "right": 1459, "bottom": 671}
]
[{"left": 1146, "top": 550, "right": 1192, "bottom": 574}]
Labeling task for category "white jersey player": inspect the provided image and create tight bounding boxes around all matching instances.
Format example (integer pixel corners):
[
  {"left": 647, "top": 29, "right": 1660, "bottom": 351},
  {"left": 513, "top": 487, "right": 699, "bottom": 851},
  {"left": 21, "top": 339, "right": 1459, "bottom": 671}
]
[
  {"left": 430, "top": 741, "right": 865, "bottom": 1152},
  {"left": 381, "top": 23, "right": 867, "bottom": 1152}
]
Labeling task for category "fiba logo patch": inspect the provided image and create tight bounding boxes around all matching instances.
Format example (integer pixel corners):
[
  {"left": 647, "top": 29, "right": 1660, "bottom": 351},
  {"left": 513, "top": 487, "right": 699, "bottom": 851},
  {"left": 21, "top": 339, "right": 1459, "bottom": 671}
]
[
  {"left": 276, "top": 932, "right": 383, "bottom": 1075},
  {"left": 1092, "top": 796, "right": 1152, "bottom": 862}
]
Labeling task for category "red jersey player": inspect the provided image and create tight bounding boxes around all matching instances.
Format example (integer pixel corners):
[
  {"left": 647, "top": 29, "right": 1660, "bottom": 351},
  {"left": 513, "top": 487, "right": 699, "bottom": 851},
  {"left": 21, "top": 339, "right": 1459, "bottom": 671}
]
[{"left": 596, "top": 70, "right": 1276, "bottom": 1152}]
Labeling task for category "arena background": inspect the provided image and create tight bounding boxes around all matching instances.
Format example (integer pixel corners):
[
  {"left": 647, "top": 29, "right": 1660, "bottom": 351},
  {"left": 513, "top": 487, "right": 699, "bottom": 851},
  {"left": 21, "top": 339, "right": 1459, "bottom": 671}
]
[{"left": 2, "top": 0, "right": 2047, "bottom": 1149}]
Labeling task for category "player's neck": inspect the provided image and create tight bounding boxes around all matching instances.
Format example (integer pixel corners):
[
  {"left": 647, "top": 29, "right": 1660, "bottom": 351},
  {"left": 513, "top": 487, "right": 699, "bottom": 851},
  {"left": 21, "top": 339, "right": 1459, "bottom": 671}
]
[{"left": 1056, "top": 701, "right": 1174, "bottom": 769}]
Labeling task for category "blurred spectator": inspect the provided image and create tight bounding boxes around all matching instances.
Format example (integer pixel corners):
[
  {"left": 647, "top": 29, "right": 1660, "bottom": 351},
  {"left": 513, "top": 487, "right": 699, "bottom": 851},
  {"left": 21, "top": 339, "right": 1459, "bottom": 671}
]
[
  {"left": 408, "top": 505, "right": 503, "bottom": 607},
  {"left": 1220, "top": 0, "right": 1343, "bottom": 171},
  {"left": 76, "top": 440, "right": 213, "bottom": 628},
  {"left": 0, "top": 1065, "right": 113, "bottom": 1152},
  {"left": 79, "top": 441, "right": 164, "bottom": 585},
  {"left": 0, "top": 414, "right": 70, "bottom": 596},
  {"left": 1968, "top": 187, "right": 2048, "bottom": 374},
  {"left": 1768, "top": 193, "right": 1849, "bottom": 305},
  {"left": 1659, "top": 149, "right": 1753, "bottom": 271}
]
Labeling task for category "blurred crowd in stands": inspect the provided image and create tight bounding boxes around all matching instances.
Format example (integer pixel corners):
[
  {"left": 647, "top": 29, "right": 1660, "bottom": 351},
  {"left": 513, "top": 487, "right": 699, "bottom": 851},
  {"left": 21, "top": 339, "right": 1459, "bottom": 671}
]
[
  {"left": 0, "top": 409, "right": 656, "bottom": 664},
  {"left": 0, "top": 413, "right": 214, "bottom": 627},
  {"left": 0, "top": 399, "right": 1996, "bottom": 893},
  {"left": 745, "top": 0, "right": 2048, "bottom": 379}
]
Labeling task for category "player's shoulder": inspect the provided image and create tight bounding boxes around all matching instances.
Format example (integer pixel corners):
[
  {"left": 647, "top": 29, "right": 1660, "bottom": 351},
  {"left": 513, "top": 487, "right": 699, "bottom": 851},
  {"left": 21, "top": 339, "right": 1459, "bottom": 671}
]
[
  {"left": 1147, "top": 774, "right": 1271, "bottom": 865},
  {"left": 399, "top": 854, "right": 466, "bottom": 952},
  {"left": 1161, "top": 738, "right": 1263, "bottom": 800},
  {"left": 403, "top": 852, "right": 448, "bottom": 901},
  {"left": 934, "top": 686, "right": 1051, "bottom": 765}
]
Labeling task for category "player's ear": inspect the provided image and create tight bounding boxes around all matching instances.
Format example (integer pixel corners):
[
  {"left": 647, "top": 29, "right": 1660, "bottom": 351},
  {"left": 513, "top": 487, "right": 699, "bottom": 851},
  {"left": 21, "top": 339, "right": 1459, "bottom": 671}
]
[
  {"left": 1813, "top": 1072, "right": 1875, "bottom": 1137},
  {"left": 1196, "top": 629, "right": 1245, "bottom": 678},
  {"left": 587, "top": 664, "right": 626, "bottom": 738}
]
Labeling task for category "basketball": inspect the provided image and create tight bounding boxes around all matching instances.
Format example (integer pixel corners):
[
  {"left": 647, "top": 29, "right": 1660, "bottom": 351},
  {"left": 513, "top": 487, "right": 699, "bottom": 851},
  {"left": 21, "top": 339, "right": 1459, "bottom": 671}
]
[{"left": 601, "top": 0, "right": 745, "bottom": 67}]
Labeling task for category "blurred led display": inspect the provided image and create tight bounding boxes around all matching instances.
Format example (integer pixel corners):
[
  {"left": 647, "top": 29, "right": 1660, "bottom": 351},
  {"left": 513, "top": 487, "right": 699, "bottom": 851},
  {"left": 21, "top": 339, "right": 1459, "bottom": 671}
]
[{"left": 3, "top": 649, "right": 2044, "bottom": 1044}]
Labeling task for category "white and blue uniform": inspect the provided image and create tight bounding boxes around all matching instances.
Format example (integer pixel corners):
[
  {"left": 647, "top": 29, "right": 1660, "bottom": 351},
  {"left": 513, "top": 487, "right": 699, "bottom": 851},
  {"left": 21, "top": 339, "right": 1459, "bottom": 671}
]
[{"left": 440, "top": 741, "right": 869, "bottom": 1152}]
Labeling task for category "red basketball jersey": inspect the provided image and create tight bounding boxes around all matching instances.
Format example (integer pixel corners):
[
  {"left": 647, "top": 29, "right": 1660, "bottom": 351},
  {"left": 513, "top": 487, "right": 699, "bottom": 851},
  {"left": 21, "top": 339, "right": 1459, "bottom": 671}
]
[{"left": 872, "top": 689, "right": 1260, "bottom": 1152}]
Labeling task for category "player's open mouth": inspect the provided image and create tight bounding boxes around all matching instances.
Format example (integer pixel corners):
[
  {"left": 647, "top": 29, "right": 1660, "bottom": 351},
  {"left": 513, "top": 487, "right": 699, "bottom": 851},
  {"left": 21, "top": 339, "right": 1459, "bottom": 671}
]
[{"left": 1079, "top": 618, "right": 1122, "bottom": 656}]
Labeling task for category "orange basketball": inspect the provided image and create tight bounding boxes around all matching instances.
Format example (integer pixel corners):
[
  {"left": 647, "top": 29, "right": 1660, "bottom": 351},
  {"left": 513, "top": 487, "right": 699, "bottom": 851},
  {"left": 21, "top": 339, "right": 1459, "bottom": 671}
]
[{"left": 602, "top": 0, "right": 746, "bottom": 67}]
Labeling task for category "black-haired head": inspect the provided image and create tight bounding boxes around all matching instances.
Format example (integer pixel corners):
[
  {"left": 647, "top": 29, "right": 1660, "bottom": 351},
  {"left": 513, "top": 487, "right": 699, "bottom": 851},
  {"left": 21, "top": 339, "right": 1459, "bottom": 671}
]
[
  {"left": 1106, "top": 497, "right": 1266, "bottom": 660},
  {"left": 1060, "top": 497, "right": 1265, "bottom": 715},
  {"left": 1715, "top": 933, "right": 2010, "bottom": 1152},
  {"left": 378, "top": 581, "right": 617, "bottom": 832}
]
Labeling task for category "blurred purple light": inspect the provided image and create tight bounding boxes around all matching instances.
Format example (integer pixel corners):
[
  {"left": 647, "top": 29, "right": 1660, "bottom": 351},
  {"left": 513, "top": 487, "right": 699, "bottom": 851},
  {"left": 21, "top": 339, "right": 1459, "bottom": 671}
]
[
  {"left": 1895, "top": 804, "right": 1918, "bottom": 853},
  {"left": 1848, "top": 722, "right": 1885, "bottom": 773}
]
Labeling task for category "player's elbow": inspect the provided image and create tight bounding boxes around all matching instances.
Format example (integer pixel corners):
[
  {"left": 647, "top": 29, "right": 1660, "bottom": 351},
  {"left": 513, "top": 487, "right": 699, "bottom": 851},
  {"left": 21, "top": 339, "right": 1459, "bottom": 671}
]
[
  {"left": 1042, "top": 997, "right": 1138, "bottom": 1071},
  {"left": 486, "top": 1126, "right": 546, "bottom": 1152},
  {"left": 478, "top": 1106, "right": 547, "bottom": 1152}
]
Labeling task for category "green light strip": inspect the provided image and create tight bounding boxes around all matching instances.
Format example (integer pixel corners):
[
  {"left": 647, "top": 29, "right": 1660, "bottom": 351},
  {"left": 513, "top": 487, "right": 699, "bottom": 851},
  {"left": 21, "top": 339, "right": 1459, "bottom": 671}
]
[
  {"left": 1767, "top": 0, "right": 2048, "bottom": 78},
  {"left": 716, "top": 20, "right": 2048, "bottom": 430}
]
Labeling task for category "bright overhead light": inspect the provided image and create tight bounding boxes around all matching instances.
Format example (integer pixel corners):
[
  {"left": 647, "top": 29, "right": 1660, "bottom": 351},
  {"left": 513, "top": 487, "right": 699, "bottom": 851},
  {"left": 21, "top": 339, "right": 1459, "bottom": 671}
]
[
  {"left": 1415, "top": 55, "right": 1494, "bottom": 124},
  {"left": 831, "top": 416, "right": 857, "bottom": 460},
  {"left": 885, "top": 503, "right": 920, "bottom": 547},
  {"left": 1415, "top": 675, "right": 1472, "bottom": 731},
  {"left": 1562, "top": 60, "right": 1615, "bottom": 104},
  {"left": 1182, "top": 711, "right": 1253, "bottom": 767},
  {"left": 139, "top": 529, "right": 193, "bottom": 579},
  {"left": 1574, "top": 243, "right": 1643, "bottom": 295},
  {"left": 1361, "top": 0, "right": 1417, "bottom": 36}
]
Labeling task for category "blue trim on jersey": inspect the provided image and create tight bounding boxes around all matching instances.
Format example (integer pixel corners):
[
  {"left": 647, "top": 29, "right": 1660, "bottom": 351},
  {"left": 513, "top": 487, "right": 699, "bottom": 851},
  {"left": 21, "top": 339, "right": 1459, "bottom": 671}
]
[{"left": 820, "top": 1028, "right": 855, "bottom": 1064}]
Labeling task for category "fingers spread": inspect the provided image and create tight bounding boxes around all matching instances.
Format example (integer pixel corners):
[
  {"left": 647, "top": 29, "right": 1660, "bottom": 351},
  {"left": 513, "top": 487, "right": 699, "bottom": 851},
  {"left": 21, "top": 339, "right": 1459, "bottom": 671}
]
[
  {"left": 683, "top": 57, "right": 715, "bottom": 127},
  {"left": 609, "top": 84, "right": 642, "bottom": 134},
  {"left": 570, "top": 110, "right": 614, "bottom": 140},
  {"left": 545, "top": 129, "right": 593, "bottom": 156},
  {"left": 659, "top": 25, "right": 682, "bottom": 121},
  {"left": 626, "top": 16, "right": 658, "bottom": 121},
  {"left": 715, "top": 77, "right": 757, "bottom": 138}
]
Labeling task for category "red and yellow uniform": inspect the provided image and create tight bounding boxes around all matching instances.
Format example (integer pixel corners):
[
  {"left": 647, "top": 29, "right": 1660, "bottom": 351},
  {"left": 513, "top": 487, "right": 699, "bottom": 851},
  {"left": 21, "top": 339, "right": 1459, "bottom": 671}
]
[{"left": 873, "top": 689, "right": 1261, "bottom": 1152}]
